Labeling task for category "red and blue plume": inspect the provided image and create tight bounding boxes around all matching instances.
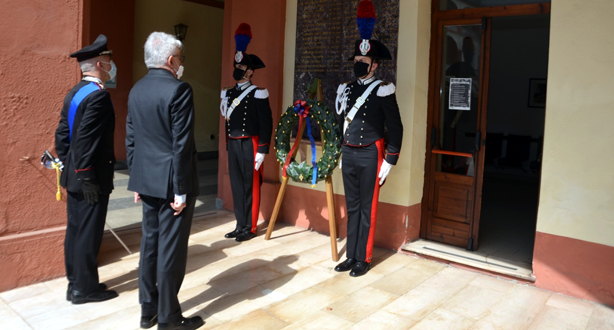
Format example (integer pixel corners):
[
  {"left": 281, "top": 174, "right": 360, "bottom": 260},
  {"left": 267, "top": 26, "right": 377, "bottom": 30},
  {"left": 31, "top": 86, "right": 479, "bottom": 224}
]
[
  {"left": 356, "top": 0, "right": 376, "bottom": 40},
  {"left": 234, "top": 23, "right": 252, "bottom": 52}
]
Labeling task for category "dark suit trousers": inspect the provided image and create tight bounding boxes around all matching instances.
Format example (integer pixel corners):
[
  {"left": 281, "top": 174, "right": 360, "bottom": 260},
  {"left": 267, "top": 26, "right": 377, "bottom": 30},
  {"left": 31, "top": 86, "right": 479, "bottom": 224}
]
[
  {"left": 138, "top": 193, "right": 197, "bottom": 323},
  {"left": 228, "top": 137, "right": 262, "bottom": 234},
  {"left": 65, "top": 191, "right": 110, "bottom": 293},
  {"left": 341, "top": 139, "right": 385, "bottom": 263}
]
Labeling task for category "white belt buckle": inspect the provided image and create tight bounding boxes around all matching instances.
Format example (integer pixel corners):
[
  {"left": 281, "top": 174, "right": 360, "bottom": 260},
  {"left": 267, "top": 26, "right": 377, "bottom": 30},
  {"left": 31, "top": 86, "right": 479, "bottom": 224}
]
[{"left": 355, "top": 97, "right": 365, "bottom": 107}]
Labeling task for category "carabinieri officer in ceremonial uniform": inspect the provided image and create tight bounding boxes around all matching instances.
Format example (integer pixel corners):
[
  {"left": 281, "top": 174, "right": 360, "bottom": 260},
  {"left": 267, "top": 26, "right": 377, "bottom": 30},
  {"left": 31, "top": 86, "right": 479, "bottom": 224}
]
[
  {"left": 334, "top": 0, "right": 403, "bottom": 277},
  {"left": 220, "top": 23, "right": 273, "bottom": 242},
  {"left": 55, "top": 34, "right": 118, "bottom": 303}
]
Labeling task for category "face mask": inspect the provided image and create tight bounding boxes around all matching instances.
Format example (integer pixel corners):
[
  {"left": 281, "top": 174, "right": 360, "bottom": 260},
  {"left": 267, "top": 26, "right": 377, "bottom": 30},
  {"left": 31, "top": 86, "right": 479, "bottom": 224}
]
[
  {"left": 175, "top": 65, "right": 184, "bottom": 79},
  {"left": 353, "top": 61, "right": 370, "bottom": 78},
  {"left": 102, "top": 60, "right": 117, "bottom": 81},
  {"left": 233, "top": 68, "right": 247, "bottom": 81}
]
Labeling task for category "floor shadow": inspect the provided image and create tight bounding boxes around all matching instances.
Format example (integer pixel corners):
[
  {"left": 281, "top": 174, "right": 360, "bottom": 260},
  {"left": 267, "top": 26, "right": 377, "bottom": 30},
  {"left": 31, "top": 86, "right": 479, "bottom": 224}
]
[
  {"left": 103, "top": 241, "right": 229, "bottom": 295},
  {"left": 336, "top": 239, "right": 347, "bottom": 260},
  {"left": 264, "top": 228, "right": 310, "bottom": 239},
  {"left": 99, "top": 213, "right": 236, "bottom": 266},
  {"left": 368, "top": 247, "right": 396, "bottom": 271},
  {"left": 180, "top": 255, "right": 299, "bottom": 319}
]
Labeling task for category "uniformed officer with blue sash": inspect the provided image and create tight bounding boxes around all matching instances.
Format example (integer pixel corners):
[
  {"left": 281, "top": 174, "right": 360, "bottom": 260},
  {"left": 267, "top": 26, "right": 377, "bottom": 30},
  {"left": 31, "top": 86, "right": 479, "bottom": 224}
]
[
  {"left": 55, "top": 34, "right": 118, "bottom": 304},
  {"left": 334, "top": 0, "right": 403, "bottom": 277},
  {"left": 220, "top": 23, "right": 273, "bottom": 242}
]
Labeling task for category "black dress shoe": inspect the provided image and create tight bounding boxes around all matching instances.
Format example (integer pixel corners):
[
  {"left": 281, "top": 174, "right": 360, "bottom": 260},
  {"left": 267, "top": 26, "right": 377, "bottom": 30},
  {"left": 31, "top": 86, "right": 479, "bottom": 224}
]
[
  {"left": 334, "top": 258, "right": 357, "bottom": 272},
  {"left": 349, "top": 261, "right": 371, "bottom": 277},
  {"left": 141, "top": 314, "right": 158, "bottom": 329},
  {"left": 235, "top": 231, "right": 256, "bottom": 242},
  {"left": 72, "top": 288, "right": 118, "bottom": 304},
  {"left": 66, "top": 283, "right": 107, "bottom": 301},
  {"left": 157, "top": 315, "right": 204, "bottom": 330},
  {"left": 224, "top": 229, "right": 242, "bottom": 238}
]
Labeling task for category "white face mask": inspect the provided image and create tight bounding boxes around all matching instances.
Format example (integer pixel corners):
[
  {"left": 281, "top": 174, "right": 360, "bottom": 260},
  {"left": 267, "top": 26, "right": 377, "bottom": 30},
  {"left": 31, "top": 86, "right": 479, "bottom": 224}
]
[
  {"left": 101, "top": 60, "right": 117, "bottom": 81},
  {"left": 175, "top": 65, "right": 184, "bottom": 79}
]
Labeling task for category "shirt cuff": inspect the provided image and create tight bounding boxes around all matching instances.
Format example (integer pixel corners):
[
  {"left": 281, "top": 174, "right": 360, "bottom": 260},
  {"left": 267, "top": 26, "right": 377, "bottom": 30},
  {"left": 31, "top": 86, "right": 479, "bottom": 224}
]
[{"left": 174, "top": 194, "right": 186, "bottom": 204}]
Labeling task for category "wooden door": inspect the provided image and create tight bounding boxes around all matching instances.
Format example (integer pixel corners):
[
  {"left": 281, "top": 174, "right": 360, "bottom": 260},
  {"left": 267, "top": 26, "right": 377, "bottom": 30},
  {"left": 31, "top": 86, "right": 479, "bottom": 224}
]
[
  {"left": 422, "top": 19, "right": 491, "bottom": 250},
  {"left": 421, "top": 3, "right": 551, "bottom": 251}
]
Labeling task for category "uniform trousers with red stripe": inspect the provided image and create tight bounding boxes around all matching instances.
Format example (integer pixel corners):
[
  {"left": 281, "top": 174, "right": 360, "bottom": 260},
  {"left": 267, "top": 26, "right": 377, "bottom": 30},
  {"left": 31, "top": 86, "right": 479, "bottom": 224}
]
[
  {"left": 341, "top": 139, "right": 385, "bottom": 263},
  {"left": 228, "top": 137, "right": 262, "bottom": 234}
]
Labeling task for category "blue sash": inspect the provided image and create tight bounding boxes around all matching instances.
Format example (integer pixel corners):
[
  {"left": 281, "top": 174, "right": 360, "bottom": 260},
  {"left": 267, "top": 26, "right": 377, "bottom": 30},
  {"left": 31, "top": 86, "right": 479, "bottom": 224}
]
[{"left": 68, "top": 82, "right": 100, "bottom": 142}]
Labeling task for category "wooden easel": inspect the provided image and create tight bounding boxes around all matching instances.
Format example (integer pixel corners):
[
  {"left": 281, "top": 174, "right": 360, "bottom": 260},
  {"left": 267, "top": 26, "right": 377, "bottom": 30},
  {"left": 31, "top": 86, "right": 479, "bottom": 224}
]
[{"left": 264, "top": 79, "right": 339, "bottom": 261}]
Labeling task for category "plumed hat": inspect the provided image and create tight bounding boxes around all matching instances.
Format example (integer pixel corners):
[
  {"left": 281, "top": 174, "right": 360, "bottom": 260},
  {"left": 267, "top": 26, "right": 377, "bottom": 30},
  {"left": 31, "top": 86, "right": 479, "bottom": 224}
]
[
  {"left": 234, "top": 23, "right": 265, "bottom": 69},
  {"left": 70, "top": 34, "right": 113, "bottom": 62},
  {"left": 348, "top": 0, "right": 392, "bottom": 60}
]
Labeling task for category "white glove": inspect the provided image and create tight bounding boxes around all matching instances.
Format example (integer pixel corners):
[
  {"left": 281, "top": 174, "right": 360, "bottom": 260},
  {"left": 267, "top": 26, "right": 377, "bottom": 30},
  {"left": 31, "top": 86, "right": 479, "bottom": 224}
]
[
  {"left": 255, "top": 153, "right": 265, "bottom": 170},
  {"left": 378, "top": 160, "right": 392, "bottom": 185},
  {"left": 339, "top": 158, "right": 342, "bottom": 169}
]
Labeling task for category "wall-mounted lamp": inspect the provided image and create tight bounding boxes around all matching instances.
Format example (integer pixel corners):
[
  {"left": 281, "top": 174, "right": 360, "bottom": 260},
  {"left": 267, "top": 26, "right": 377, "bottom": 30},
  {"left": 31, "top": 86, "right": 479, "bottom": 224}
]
[{"left": 174, "top": 23, "right": 188, "bottom": 42}]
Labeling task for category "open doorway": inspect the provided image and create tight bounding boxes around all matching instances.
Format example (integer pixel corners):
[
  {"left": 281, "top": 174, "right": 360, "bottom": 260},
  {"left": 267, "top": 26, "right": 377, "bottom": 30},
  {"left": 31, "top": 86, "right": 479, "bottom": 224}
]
[
  {"left": 477, "top": 15, "right": 550, "bottom": 267},
  {"left": 414, "top": 4, "right": 551, "bottom": 278},
  {"left": 99, "top": 0, "right": 225, "bottom": 232}
]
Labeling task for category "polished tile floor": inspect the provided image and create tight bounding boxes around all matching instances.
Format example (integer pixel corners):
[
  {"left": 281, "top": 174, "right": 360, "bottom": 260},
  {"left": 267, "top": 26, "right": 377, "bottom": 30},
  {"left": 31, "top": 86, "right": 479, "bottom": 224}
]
[
  {"left": 106, "top": 159, "right": 219, "bottom": 230},
  {"left": 1, "top": 211, "right": 613, "bottom": 330}
]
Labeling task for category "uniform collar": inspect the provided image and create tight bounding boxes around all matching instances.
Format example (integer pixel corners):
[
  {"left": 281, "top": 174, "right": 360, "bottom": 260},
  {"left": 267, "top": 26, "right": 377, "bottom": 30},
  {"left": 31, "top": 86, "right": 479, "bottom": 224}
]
[
  {"left": 82, "top": 76, "right": 105, "bottom": 89},
  {"left": 236, "top": 80, "right": 252, "bottom": 90},
  {"left": 357, "top": 75, "right": 376, "bottom": 86}
]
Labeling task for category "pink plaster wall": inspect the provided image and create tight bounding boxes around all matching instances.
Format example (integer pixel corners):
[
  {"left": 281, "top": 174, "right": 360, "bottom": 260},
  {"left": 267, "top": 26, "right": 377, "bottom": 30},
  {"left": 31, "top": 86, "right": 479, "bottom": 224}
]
[
  {"left": 85, "top": 0, "right": 135, "bottom": 161},
  {"left": 0, "top": 0, "right": 82, "bottom": 292},
  {"left": 0, "top": 0, "right": 135, "bottom": 292},
  {"left": 218, "top": 0, "right": 287, "bottom": 214},
  {"left": 533, "top": 231, "right": 614, "bottom": 307}
]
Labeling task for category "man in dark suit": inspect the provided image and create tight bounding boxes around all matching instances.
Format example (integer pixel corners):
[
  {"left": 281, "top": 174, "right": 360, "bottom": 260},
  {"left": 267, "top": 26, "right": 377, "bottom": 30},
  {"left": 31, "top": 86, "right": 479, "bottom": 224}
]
[
  {"left": 333, "top": 0, "right": 403, "bottom": 277},
  {"left": 220, "top": 23, "right": 273, "bottom": 242},
  {"left": 55, "top": 34, "right": 119, "bottom": 304},
  {"left": 126, "top": 32, "right": 202, "bottom": 330}
]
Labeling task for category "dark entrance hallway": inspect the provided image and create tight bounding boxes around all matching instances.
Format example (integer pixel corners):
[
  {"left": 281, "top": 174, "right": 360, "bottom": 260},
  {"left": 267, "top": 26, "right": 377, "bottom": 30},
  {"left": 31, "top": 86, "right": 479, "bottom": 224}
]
[
  {"left": 478, "top": 173, "right": 539, "bottom": 266},
  {"left": 476, "top": 14, "right": 550, "bottom": 266}
]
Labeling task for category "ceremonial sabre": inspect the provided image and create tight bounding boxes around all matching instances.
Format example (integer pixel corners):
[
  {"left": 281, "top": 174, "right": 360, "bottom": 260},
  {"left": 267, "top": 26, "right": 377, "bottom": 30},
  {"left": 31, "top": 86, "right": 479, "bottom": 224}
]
[
  {"left": 40, "top": 150, "right": 63, "bottom": 201},
  {"left": 40, "top": 150, "right": 132, "bottom": 255}
]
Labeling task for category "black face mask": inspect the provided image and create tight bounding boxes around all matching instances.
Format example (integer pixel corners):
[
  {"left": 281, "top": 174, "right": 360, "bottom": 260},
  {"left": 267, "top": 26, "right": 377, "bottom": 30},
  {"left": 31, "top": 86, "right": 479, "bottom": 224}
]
[
  {"left": 233, "top": 68, "right": 247, "bottom": 81},
  {"left": 353, "top": 61, "right": 371, "bottom": 78}
]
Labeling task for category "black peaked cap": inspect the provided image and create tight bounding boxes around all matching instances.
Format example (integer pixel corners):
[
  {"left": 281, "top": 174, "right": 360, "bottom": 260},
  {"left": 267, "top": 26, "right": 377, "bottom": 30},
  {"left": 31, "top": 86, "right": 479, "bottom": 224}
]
[
  {"left": 347, "top": 39, "right": 392, "bottom": 61},
  {"left": 70, "top": 34, "right": 113, "bottom": 62},
  {"left": 234, "top": 53, "right": 266, "bottom": 70}
]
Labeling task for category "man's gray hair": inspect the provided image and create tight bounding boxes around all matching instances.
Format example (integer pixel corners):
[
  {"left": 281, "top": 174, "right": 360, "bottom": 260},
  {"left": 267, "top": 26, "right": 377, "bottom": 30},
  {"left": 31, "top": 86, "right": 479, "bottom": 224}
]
[
  {"left": 144, "top": 32, "right": 182, "bottom": 69},
  {"left": 79, "top": 58, "right": 98, "bottom": 73}
]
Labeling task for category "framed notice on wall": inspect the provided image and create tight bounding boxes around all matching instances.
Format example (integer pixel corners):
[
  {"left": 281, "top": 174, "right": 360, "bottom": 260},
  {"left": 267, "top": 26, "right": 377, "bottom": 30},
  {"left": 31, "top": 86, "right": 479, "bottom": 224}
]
[
  {"left": 528, "top": 78, "right": 546, "bottom": 108},
  {"left": 449, "top": 78, "right": 471, "bottom": 110}
]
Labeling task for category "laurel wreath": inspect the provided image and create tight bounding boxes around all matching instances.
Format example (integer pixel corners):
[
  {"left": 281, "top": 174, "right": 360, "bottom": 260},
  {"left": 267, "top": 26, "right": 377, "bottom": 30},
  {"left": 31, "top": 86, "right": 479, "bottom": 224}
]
[{"left": 274, "top": 100, "right": 342, "bottom": 183}]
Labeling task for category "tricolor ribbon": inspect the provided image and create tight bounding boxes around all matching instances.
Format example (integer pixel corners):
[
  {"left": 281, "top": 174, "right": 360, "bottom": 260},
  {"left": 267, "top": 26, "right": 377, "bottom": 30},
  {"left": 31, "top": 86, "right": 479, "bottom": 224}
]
[{"left": 282, "top": 100, "right": 318, "bottom": 186}]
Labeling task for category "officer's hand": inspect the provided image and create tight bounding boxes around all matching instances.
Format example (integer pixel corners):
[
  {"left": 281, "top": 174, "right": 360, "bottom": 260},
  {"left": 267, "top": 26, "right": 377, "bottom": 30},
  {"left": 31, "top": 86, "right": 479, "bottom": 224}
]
[
  {"left": 82, "top": 179, "right": 100, "bottom": 205},
  {"left": 254, "top": 153, "right": 265, "bottom": 171},
  {"left": 378, "top": 160, "right": 392, "bottom": 185},
  {"left": 339, "top": 158, "right": 342, "bottom": 169},
  {"left": 134, "top": 192, "right": 141, "bottom": 203}
]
